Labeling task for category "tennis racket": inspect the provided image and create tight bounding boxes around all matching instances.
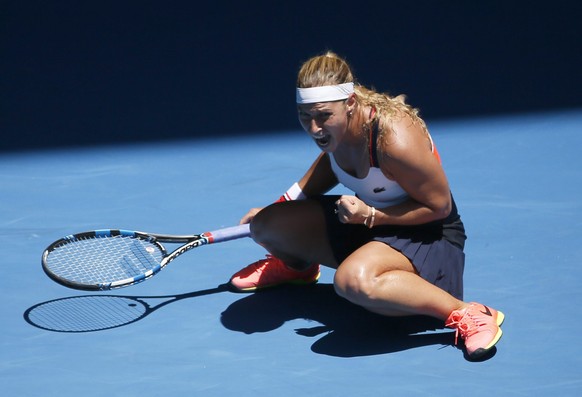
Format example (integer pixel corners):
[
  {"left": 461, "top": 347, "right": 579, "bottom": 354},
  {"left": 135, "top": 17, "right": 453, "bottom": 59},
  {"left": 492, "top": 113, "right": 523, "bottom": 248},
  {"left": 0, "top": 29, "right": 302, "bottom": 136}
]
[{"left": 42, "top": 224, "right": 251, "bottom": 291}]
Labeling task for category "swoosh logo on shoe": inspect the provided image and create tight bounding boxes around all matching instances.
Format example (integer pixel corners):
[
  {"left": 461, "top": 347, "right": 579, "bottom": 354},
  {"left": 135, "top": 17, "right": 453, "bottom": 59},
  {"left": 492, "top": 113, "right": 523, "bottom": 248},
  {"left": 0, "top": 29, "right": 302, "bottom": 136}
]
[
  {"left": 480, "top": 306, "right": 492, "bottom": 316},
  {"left": 373, "top": 187, "right": 386, "bottom": 193}
]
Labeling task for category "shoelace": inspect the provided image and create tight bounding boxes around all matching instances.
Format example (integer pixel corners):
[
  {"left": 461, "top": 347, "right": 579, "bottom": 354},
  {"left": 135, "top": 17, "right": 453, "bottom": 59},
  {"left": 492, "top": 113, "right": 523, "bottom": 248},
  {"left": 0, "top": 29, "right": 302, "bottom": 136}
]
[
  {"left": 249, "top": 255, "right": 289, "bottom": 275},
  {"left": 258, "top": 255, "right": 277, "bottom": 274},
  {"left": 448, "top": 309, "right": 487, "bottom": 345},
  {"left": 236, "top": 255, "right": 273, "bottom": 277},
  {"left": 246, "top": 255, "right": 314, "bottom": 278}
]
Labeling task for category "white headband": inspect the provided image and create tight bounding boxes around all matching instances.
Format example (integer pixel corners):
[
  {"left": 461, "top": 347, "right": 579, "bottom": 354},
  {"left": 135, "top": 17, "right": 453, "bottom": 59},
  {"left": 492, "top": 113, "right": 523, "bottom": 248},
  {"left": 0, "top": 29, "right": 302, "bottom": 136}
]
[{"left": 296, "top": 82, "right": 354, "bottom": 104}]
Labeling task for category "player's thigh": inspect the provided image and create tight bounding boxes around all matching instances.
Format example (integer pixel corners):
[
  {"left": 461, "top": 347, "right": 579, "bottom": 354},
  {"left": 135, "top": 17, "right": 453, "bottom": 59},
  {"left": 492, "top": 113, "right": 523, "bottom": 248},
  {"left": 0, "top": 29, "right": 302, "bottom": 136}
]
[{"left": 251, "top": 199, "right": 337, "bottom": 266}]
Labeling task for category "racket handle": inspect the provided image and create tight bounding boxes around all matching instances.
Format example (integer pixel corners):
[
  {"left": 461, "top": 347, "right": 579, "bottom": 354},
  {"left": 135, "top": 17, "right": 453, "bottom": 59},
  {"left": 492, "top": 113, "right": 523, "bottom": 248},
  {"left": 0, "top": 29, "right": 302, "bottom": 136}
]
[{"left": 205, "top": 223, "right": 251, "bottom": 243}]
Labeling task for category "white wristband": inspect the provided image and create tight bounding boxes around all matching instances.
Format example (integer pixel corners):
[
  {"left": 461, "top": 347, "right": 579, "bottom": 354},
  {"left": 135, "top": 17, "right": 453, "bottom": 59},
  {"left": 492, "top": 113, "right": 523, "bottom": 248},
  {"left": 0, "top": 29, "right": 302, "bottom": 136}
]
[{"left": 278, "top": 182, "right": 307, "bottom": 202}]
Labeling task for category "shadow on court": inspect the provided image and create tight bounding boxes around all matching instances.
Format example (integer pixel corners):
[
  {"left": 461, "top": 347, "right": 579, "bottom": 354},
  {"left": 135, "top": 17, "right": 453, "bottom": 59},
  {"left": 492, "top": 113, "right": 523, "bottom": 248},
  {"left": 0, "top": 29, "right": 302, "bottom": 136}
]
[
  {"left": 24, "top": 282, "right": 497, "bottom": 361},
  {"left": 23, "top": 284, "right": 232, "bottom": 333},
  {"left": 220, "top": 283, "right": 465, "bottom": 359}
]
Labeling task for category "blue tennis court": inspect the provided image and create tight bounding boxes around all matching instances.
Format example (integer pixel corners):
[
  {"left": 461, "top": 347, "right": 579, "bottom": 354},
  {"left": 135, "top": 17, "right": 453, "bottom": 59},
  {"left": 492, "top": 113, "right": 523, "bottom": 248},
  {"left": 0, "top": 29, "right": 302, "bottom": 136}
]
[{"left": 2, "top": 109, "right": 581, "bottom": 396}]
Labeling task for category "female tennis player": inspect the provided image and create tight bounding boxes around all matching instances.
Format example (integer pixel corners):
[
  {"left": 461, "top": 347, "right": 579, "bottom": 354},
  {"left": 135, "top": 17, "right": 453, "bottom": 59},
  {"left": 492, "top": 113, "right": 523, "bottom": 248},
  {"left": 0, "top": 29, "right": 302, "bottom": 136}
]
[{"left": 229, "top": 51, "right": 504, "bottom": 359}]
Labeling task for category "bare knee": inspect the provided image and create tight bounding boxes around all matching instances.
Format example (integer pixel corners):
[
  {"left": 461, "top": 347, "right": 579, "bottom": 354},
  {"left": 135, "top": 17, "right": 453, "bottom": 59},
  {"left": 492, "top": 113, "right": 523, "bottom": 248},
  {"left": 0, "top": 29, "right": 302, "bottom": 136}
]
[
  {"left": 334, "top": 265, "right": 377, "bottom": 303},
  {"left": 249, "top": 204, "right": 280, "bottom": 246},
  {"left": 249, "top": 210, "right": 265, "bottom": 245},
  {"left": 334, "top": 265, "right": 408, "bottom": 305},
  {"left": 249, "top": 203, "right": 325, "bottom": 270}
]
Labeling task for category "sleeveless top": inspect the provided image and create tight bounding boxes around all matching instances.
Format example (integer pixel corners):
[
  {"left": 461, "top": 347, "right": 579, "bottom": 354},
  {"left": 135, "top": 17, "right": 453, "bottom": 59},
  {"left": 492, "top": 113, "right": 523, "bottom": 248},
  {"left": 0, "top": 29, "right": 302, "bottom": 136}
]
[{"left": 329, "top": 117, "right": 441, "bottom": 208}]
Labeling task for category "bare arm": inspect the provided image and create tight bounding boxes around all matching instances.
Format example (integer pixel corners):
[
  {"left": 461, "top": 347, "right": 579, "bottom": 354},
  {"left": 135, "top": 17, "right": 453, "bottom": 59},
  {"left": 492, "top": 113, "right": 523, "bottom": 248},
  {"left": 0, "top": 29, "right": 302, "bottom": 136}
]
[
  {"left": 376, "top": 114, "right": 451, "bottom": 225},
  {"left": 337, "top": 113, "right": 451, "bottom": 226},
  {"left": 298, "top": 152, "right": 339, "bottom": 197}
]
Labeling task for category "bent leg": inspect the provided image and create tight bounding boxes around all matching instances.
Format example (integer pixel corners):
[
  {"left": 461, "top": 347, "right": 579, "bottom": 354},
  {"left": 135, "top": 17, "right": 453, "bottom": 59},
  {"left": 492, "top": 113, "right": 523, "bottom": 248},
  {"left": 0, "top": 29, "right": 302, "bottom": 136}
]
[
  {"left": 250, "top": 200, "right": 338, "bottom": 269},
  {"left": 333, "top": 241, "right": 464, "bottom": 320}
]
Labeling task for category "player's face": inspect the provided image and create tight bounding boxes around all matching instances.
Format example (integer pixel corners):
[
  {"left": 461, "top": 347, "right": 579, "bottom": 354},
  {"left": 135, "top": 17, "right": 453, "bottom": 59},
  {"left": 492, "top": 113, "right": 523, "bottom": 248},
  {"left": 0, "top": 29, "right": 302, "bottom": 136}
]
[{"left": 297, "top": 100, "right": 349, "bottom": 152}]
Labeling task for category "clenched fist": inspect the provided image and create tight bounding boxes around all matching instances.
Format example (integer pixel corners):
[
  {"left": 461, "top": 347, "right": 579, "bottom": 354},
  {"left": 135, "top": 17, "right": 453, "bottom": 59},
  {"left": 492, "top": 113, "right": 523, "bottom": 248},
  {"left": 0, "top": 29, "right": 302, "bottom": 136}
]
[{"left": 334, "top": 195, "right": 372, "bottom": 225}]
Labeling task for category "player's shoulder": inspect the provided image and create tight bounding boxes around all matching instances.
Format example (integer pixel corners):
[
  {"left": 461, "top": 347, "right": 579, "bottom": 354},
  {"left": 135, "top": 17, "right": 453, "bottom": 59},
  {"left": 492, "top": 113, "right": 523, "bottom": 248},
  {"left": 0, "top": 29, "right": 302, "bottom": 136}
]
[{"left": 379, "top": 111, "right": 425, "bottom": 149}]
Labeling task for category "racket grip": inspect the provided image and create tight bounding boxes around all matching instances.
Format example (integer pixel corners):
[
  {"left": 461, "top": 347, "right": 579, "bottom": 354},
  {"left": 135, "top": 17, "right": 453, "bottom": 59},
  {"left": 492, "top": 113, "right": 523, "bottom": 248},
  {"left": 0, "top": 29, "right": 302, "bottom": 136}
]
[{"left": 205, "top": 224, "right": 251, "bottom": 243}]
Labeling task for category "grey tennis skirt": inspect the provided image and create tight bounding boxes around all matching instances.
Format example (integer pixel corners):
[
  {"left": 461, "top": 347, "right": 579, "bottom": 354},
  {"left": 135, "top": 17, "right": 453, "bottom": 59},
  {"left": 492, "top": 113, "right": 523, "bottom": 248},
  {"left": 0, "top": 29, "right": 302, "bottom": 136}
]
[{"left": 316, "top": 195, "right": 467, "bottom": 300}]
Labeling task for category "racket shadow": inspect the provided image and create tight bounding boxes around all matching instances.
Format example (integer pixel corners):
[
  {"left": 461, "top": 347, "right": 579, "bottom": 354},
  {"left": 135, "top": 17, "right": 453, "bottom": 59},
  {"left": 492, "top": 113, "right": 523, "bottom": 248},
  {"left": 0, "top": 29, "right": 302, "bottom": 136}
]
[
  {"left": 24, "top": 284, "right": 231, "bottom": 333},
  {"left": 221, "top": 283, "right": 463, "bottom": 358}
]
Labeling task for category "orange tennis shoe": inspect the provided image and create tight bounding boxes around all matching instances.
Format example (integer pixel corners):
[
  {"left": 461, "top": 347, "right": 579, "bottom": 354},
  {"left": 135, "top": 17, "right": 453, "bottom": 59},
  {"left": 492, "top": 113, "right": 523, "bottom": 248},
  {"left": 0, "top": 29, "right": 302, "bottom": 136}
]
[
  {"left": 445, "top": 302, "right": 505, "bottom": 359},
  {"left": 229, "top": 255, "right": 320, "bottom": 292}
]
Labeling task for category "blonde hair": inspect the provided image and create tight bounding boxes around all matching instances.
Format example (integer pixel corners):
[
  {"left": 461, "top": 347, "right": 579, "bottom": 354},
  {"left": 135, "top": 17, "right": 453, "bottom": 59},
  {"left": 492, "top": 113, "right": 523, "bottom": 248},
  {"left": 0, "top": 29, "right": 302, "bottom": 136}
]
[{"left": 297, "top": 51, "right": 429, "bottom": 139}]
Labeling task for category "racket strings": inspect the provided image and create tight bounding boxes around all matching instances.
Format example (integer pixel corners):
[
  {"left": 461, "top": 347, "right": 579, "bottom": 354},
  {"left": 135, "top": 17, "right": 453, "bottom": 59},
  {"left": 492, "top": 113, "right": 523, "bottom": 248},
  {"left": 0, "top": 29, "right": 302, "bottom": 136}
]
[{"left": 45, "top": 235, "right": 164, "bottom": 285}]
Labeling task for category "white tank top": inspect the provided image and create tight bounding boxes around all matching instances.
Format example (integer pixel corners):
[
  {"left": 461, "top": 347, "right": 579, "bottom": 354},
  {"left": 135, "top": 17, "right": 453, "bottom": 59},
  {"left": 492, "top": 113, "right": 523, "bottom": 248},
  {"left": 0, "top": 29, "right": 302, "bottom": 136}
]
[
  {"left": 329, "top": 155, "right": 409, "bottom": 208},
  {"left": 329, "top": 112, "right": 440, "bottom": 208}
]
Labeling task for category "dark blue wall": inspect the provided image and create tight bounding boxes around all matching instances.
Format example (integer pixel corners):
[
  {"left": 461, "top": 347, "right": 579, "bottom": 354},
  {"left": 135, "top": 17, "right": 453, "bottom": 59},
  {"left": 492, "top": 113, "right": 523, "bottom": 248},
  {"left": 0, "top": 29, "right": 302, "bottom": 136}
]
[{"left": 1, "top": 1, "right": 581, "bottom": 151}]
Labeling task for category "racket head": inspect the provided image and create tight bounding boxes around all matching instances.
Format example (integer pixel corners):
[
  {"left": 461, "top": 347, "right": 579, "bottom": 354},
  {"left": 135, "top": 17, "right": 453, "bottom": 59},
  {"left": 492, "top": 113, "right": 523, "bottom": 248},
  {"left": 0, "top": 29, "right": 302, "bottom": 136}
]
[{"left": 42, "top": 229, "right": 167, "bottom": 291}]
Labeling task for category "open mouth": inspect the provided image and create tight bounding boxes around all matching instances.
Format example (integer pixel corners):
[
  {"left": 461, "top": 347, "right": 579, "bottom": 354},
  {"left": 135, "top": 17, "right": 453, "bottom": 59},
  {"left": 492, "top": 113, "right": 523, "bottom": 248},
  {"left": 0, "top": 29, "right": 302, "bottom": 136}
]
[{"left": 313, "top": 134, "right": 331, "bottom": 148}]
